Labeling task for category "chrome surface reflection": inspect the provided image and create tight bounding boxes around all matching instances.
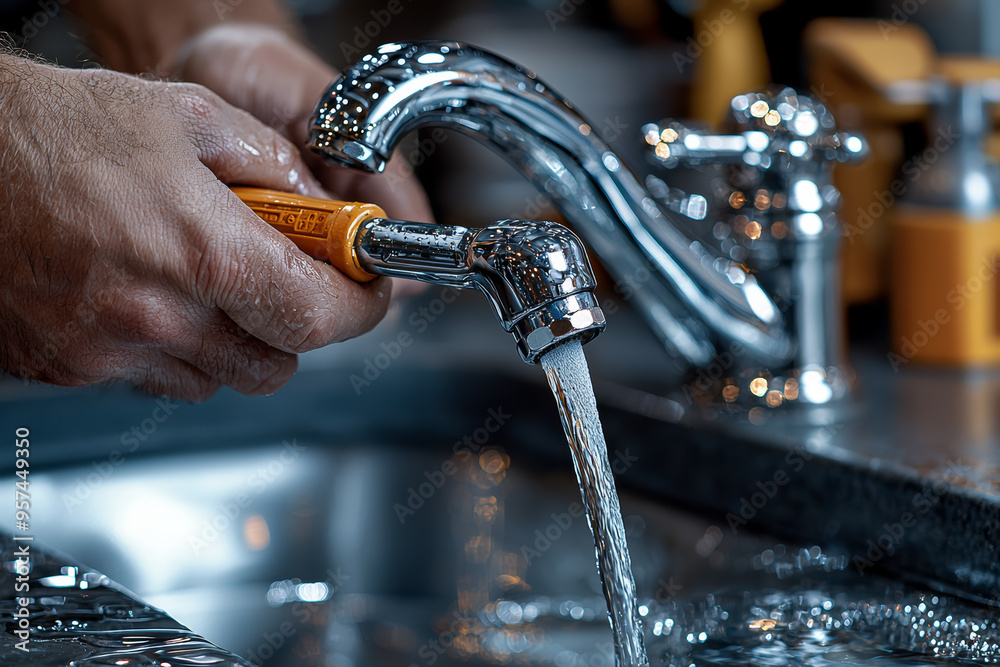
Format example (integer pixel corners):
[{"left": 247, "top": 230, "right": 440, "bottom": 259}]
[{"left": 645, "top": 88, "right": 866, "bottom": 415}]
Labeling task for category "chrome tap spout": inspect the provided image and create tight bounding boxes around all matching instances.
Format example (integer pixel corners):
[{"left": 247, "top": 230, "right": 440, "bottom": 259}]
[{"left": 355, "top": 216, "right": 606, "bottom": 363}]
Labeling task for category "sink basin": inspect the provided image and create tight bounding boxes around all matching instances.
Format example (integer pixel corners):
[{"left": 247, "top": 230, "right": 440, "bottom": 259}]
[{"left": 2, "top": 295, "right": 999, "bottom": 665}]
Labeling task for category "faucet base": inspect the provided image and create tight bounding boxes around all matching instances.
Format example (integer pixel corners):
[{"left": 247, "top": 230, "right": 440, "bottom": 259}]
[{"left": 680, "top": 362, "right": 856, "bottom": 425}]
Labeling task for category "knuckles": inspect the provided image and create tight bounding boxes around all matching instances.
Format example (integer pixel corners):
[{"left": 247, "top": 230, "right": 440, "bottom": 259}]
[
  {"left": 273, "top": 308, "right": 340, "bottom": 354},
  {"left": 169, "top": 82, "right": 225, "bottom": 126},
  {"left": 193, "top": 233, "right": 347, "bottom": 353},
  {"left": 4, "top": 63, "right": 385, "bottom": 399}
]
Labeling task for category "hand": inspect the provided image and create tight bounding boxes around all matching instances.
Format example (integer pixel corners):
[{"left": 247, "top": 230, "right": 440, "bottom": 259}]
[
  {"left": 0, "top": 56, "right": 390, "bottom": 400},
  {"left": 175, "top": 25, "right": 435, "bottom": 297},
  {"left": 175, "top": 24, "right": 434, "bottom": 223}
]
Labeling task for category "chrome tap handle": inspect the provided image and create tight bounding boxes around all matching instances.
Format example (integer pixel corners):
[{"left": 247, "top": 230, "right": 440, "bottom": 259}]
[
  {"left": 887, "top": 78, "right": 1000, "bottom": 214},
  {"left": 645, "top": 89, "right": 867, "bottom": 173},
  {"left": 643, "top": 89, "right": 868, "bottom": 410},
  {"left": 644, "top": 175, "right": 709, "bottom": 220},
  {"left": 642, "top": 121, "right": 748, "bottom": 167}
]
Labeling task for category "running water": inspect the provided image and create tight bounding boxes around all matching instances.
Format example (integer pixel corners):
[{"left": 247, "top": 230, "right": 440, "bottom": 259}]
[{"left": 540, "top": 340, "right": 648, "bottom": 667}]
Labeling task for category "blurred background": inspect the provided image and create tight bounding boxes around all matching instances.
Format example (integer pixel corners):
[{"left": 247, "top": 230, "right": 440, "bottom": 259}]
[{"left": 7, "top": 0, "right": 1000, "bottom": 328}]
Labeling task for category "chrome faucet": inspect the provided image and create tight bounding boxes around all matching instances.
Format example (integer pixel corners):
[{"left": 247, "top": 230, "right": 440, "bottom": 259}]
[
  {"left": 355, "top": 216, "right": 605, "bottom": 363},
  {"left": 309, "top": 41, "right": 864, "bottom": 411}
]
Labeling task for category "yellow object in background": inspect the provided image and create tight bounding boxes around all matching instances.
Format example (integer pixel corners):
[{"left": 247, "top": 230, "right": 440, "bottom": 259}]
[
  {"left": 804, "top": 18, "right": 936, "bottom": 307},
  {"left": 887, "top": 57, "right": 1000, "bottom": 367},
  {"left": 689, "top": 0, "right": 782, "bottom": 126},
  {"left": 891, "top": 210, "right": 1000, "bottom": 366}
]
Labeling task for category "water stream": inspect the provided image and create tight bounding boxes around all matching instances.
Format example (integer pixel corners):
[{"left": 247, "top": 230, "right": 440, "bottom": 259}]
[{"left": 540, "top": 339, "right": 649, "bottom": 667}]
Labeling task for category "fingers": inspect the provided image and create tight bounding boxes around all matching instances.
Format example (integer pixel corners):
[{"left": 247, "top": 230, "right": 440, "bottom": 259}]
[
  {"left": 307, "top": 150, "right": 437, "bottom": 226},
  {"left": 94, "top": 284, "right": 299, "bottom": 396},
  {"left": 171, "top": 83, "right": 326, "bottom": 198},
  {"left": 189, "top": 186, "right": 391, "bottom": 354},
  {"left": 159, "top": 308, "right": 299, "bottom": 396},
  {"left": 175, "top": 24, "right": 333, "bottom": 135},
  {"left": 168, "top": 83, "right": 395, "bottom": 351},
  {"left": 344, "top": 153, "right": 437, "bottom": 223},
  {"left": 114, "top": 353, "right": 223, "bottom": 403}
]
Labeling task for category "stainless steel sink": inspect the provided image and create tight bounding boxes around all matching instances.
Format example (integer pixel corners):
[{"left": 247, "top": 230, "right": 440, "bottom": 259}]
[{"left": 2, "top": 296, "right": 1000, "bottom": 665}]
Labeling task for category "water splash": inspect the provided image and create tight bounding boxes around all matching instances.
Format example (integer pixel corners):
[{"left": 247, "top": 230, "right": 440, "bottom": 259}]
[
  {"left": 645, "top": 584, "right": 1000, "bottom": 665},
  {"left": 541, "top": 339, "right": 648, "bottom": 667}
]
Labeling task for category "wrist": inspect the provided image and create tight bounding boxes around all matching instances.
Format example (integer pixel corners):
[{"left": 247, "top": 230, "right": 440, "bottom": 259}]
[{"left": 67, "top": 0, "right": 299, "bottom": 76}]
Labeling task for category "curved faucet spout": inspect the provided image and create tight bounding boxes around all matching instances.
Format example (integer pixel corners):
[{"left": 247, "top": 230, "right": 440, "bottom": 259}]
[{"left": 310, "top": 41, "right": 794, "bottom": 367}]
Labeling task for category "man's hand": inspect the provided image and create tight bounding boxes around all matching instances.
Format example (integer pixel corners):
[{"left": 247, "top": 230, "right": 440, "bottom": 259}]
[
  {"left": 174, "top": 24, "right": 435, "bottom": 227},
  {"left": 67, "top": 0, "right": 434, "bottom": 226},
  {"left": 69, "top": 0, "right": 435, "bottom": 294},
  {"left": 0, "top": 56, "right": 391, "bottom": 400}
]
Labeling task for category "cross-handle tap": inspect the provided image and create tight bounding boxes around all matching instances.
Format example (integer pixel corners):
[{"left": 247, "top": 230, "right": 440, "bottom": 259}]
[
  {"left": 643, "top": 89, "right": 868, "bottom": 411},
  {"left": 644, "top": 89, "right": 867, "bottom": 172},
  {"left": 233, "top": 187, "right": 605, "bottom": 363}
]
